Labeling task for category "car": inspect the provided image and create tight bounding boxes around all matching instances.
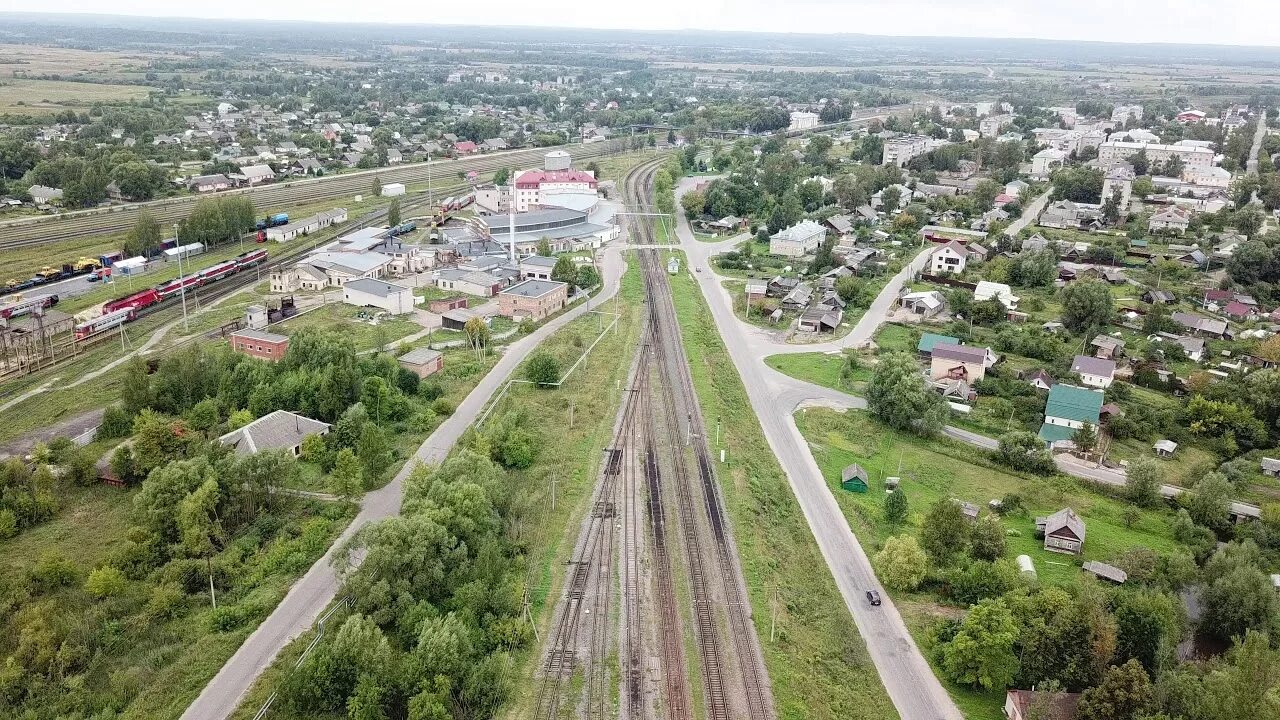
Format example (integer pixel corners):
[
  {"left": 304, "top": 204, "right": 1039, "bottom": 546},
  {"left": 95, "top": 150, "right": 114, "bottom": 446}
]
[
  {"left": 866, "top": 590, "right": 882, "bottom": 606},
  {"left": 695, "top": 266, "right": 702, "bottom": 272}
]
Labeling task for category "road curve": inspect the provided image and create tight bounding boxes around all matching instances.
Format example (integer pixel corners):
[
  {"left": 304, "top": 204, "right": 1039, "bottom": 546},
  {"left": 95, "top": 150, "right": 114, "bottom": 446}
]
[
  {"left": 180, "top": 246, "right": 630, "bottom": 720},
  {"left": 672, "top": 179, "right": 964, "bottom": 720}
]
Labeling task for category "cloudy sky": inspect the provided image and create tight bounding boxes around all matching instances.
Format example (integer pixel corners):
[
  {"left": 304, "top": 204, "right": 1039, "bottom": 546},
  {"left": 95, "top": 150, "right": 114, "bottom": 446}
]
[{"left": 11, "top": 1, "right": 1278, "bottom": 47}]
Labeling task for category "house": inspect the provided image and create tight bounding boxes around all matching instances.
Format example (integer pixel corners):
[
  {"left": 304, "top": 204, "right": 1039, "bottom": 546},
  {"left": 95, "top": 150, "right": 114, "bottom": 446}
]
[
  {"left": 900, "top": 290, "right": 946, "bottom": 318},
  {"left": 239, "top": 164, "right": 276, "bottom": 185},
  {"left": 1262, "top": 458, "right": 1280, "bottom": 477},
  {"left": 1024, "top": 369, "right": 1055, "bottom": 391},
  {"left": 798, "top": 307, "right": 843, "bottom": 333},
  {"left": 840, "top": 463, "right": 869, "bottom": 493},
  {"left": 1031, "top": 147, "right": 1067, "bottom": 178},
  {"left": 1038, "top": 508, "right": 1086, "bottom": 555},
  {"left": 398, "top": 347, "right": 444, "bottom": 378},
  {"left": 1155, "top": 332, "right": 1205, "bottom": 361},
  {"left": 499, "top": 279, "right": 569, "bottom": 321},
  {"left": 1090, "top": 335, "right": 1125, "bottom": 359},
  {"left": 217, "top": 410, "right": 330, "bottom": 457},
  {"left": 974, "top": 281, "right": 1019, "bottom": 310},
  {"left": 190, "top": 173, "right": 231, "bottom": 193},
  {"left": 453, "top": 140, "right": 478, "bottom": 154},
  {"left": 1153, "top": 439, "right": 1178, "bottom": 458},
  {"left": 929, "top": 241, "right": 969, "bottom": 275},
  {"left": 1071, "top": 355, "right": 1115, "bottom": 389},
  {"left": 229, "top": 328, "right": 290, "bottom": 362},
  {"left": 1144, "top": 289, "right": 1175, "bottom": 304},
  {"left": 293, "top": 158, "right": 323, "bottom": 175},
  {"left": 342, "top": 278, "right": 418, "bottom": 314},
  {"left": 1039, "top": 384, "right": 1103, "bottom": 444},
  {"left": 825, "top": 214, "right": 855, "bottom": 236},
  {"left": 930, "top": 342, "right": 994, "bottom": 383},
  {"left": 27, "top": 185, "right": 63, "bottom": 204},
  {"left": 1004, "top": 689, "right": 1081, "bottom": 720},
  {"left": 1224, "top": 301, "right": 1257, "bottom": 320},
  {"left": 769, "top": 220, "right": 826, "bottom": 257},
  {"left": 1176, "top": 248, "right": 1208, "bottom": 268},
  {"left": 744, "top": 278, "right": 768, "bottom": 301},
  {"left": 918, "top": 332, "right": 960, "bottom": 356},
  {"left": 1172, "top": 312, "right": 1229, "bottom": 338},
  {"left": 435, "top": 269, "right": 505, "bottom": 297},
  {"left": 1150, "top": 207, "right": 1192, "bottom": 234}
]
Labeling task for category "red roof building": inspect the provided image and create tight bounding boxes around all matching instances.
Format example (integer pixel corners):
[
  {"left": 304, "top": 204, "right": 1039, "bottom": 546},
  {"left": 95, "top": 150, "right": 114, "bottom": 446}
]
[
  {"left": 513, "top": 169, "right": 598, "bottom": 211},
  {"left": 454, "top": 140, "right": 477, "bottom": 154},
  {"left": 1224, "top": 300, "right": 1255, "bottom": 319}
]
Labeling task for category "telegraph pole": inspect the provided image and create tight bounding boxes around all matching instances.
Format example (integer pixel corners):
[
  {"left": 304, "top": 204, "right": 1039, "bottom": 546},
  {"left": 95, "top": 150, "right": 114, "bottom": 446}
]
[{"left": 174, "top": 223, "right": 189, "bottom": 331}]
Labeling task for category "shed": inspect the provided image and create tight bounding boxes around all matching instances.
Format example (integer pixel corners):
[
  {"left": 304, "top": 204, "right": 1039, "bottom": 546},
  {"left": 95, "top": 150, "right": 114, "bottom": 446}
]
[
  {"left": 342, "top": 278, "right": 417, "bottom": 314},
  {"left": 840, "top": 463, "right": 869, "bottom": 493},
  {"left": 1262, "top": 458, "right": 1280, "bottom": 477},
  {"left": 956, "top": 500, "right": 980, "bottom": 521},
  {"left": 1153, "top": 439, "right": 1178, "bottom": 458},
  {"left": 428, "top": 296, "right": 468, "bottom": 314},
  {"left": 381, "top": 182, "right": 406, "bottom": 197},
  {"left": 1082, "top": 560, "right": 1127, "bottom": 584},
  {"left": 441, "top": 308, "right": 477, "bottom": 331},
  {"left": 398, "top": 347, "right": 444, "bottom": 378}
]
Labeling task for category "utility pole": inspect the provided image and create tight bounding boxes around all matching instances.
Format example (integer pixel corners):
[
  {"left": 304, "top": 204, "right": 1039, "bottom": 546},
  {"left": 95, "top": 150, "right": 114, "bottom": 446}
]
[
  {"left": 769, "top": 585, "right": 780, "bottom": 642},
  {"left": 174, "top": 223, "right": 189, "bottom": 331}
]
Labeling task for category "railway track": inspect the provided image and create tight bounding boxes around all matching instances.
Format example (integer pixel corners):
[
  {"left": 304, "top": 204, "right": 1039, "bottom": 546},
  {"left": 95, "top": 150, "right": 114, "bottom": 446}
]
[{"left": 0, "top": 139, "right": 632, "bottom": 251}]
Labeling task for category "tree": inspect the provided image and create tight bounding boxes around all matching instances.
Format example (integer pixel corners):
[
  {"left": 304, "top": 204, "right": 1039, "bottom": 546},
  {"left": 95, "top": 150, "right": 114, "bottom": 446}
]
[
  {"left": 576, "top": 265, "right": 600, "bottom": 289},
  {"left": 525, "top": 352, "right": 560, "bottom": 388},
  {"left": 178, "top": 477, "right": 223, "bottom": 607},
  {"left": 386, "top": 198, "right": 401, "bottom": 228},
  {"left": 681, "top": 189, "right": 706, "bottom": 220},
  {"left": 1125, "top": 457, "right": 1162, "bottom": 508},
  {"left": 1076, "top": 660, "right": 1154, "bottom": 720},
  {"left": 371, "top": 175, "right": 382, "bottom": 197},
  {"left": 973, "top": 179, "right": 1002, "bottom": 210},
  {"left": 1060, "top": 280, "right": 1113, "bottom": 333},
  {"left": 884, "top": 488, "right": 909, "bottom": 524},
  {"left": 463, "top": 317, "right": 491, "bottom": 359},
  {"left": 1186, "top": 472, "right": 1233, "bottom": 531},
  {"left": 330, "top": 448, "right": 364, "bottom": 503},
  {"left": 880, "top": 185, "right": 901, "bottom": 213},
  {"left": 493, "top": 167, "right": 510, "bottom": 185},
  {"left": 357, "top": 424, "right": 392, "bottom": 483},
  {"left": 1113, "top": 590, "right": 1182, "bottom": 674},
  {"left": 84, "top": 566, "right": 127, "bottom": 599},
  {"left": 949, "top": 559, "right": 1018, "bottom": 604},
  {"left": 941, "top": 598, "right": 1020, "bottom": 690},
  {"left": 866, "top": 352, "right": 950, "bottom": 436},
  {"left": 969, "top": 515, "right": 1007, "bottom": 561},
  {"left": 920, "top": 499, "right": 970, "bottom": 561},
  {"left": 1200, "top": 563, "right": 1279, "bottom": 642},
  {"left": 124, "top": 209, "right": 162, "bottom": 258},
  {"left": 1071, "top": 423, "right": 1099, "bottom": 456},
  {"left": 996, "top": 431, "right": 1056, "bottom": 475},
  {"left": 551, "top": 256, "right": 577, "bottom": 286},
  {"left": 875, "top": 535, "right": 929, "bottom": 590},
  {"left": 536, "top": 238, "right": 552, "bottom": 257}
]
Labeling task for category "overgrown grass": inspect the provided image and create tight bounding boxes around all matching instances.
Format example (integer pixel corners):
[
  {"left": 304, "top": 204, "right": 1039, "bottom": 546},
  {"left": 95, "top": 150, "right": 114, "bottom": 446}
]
[
  {"left": 277, "top": 302, "right": 423, "bottom": 352},
  {"left": 665, "top": 255, "right": 900, "bottom": 720}
]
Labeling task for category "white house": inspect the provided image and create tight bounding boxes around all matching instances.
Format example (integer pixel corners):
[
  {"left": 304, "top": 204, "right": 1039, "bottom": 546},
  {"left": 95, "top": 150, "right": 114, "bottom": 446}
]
[
  {"left": 239, "top": 164, "right": 276, "bottom": 185},
  {"left": 769, "top": 220, "right": 826, "bottom": 257},
  {"left": 341, "top": 277, "right": 418, "bottom": 314},
  {"left": 974, "top": 280, "right": 1019, "bottom": 310},
  {"left": 1071, "top": 355, "right": 1116, "bottom": 389},
  {"left": 1031, "top": 148, "right": 1067, "bottom": 178},
  {"left": 929, "top": 241, "right": 969, "bottom": 275}
]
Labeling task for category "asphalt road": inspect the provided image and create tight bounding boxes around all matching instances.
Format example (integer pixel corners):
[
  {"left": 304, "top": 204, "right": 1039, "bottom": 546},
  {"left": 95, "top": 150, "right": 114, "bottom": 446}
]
[
  {"left": 1247, "top": 110, "right": 1269, "bottom": 175},
  {"left": 180, "top": 247, "right": 629, "bottom": 720},
  {"left": 673, "top": 182, "right": 965, "bottom": 720}
]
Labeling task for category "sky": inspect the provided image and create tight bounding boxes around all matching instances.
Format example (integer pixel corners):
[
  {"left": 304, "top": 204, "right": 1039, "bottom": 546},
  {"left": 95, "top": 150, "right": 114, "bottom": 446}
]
[{"left": 7, "top": 1, "right": 1278, "bottom": 48}]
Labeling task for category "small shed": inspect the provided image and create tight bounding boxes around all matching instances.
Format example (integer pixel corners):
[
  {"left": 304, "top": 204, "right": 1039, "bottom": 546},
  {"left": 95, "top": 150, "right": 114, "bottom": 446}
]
[
  {"left": 668, "top": 256, "right": 680, "bottom": 274},
  {"left": 428, "top": 296, "right": 468, "bottom": 314},
  {"left": 399, "top": 346, "right": 444, "bottom": 378},
  {"left": 1262, "top": 457, "right": 1280, "bottom": 477},
  {"left": 957, "top": 500, "right": 980, "bottom": 521},
  {"left": 1153, "top": 439, "right": 1178, "bottom": 458},
  {"left": 245, "top": 304, "right": 268, "bottom": 330},
  {"left": 840, "top": 463, "right": 869, "bottom": 493},
  {"left": 1272, "top": 573, "right": 1280, "bottom": 591},
  {"left": 884, "top": 476, "right": 900, "bottom": 490},
  {"left": 1082, "top": 560, "right": 1127, "bottom": 584}
]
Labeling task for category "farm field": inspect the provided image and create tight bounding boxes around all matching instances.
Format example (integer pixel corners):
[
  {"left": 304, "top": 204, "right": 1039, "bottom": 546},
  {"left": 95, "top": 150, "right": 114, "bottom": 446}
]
[{"left": 0, "top": 78, "right": 153, "bottom": 114}]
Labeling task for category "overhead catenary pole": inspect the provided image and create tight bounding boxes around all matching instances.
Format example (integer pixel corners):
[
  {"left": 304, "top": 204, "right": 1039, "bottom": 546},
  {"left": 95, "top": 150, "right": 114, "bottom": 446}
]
[{"left": 174, "top": 222, "right": 189, "bottom": 331}]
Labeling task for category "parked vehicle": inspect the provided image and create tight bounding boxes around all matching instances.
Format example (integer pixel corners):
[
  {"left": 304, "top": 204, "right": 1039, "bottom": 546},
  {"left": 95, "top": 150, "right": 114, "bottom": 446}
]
[{"left": 75, "top": 308, "right": 136, "bottom": 339}]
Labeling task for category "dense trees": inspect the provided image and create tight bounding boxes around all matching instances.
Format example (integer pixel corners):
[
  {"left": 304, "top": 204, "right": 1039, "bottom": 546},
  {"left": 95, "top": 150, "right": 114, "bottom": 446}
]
[
  {"left": 941, "top": 598, "right": 1020, "bottom": 690},
  {"left": 177, "top": 196, "right": 257, "bottom": 248},
  {"left": 1059, "top": 280, "right": 1114, "bottom": 333},
  {"left": 875, "top": 535, "right": 929, "bottom": 591},
  {"left": 866, "top": 352, "right": 950, "bottom": 436}
]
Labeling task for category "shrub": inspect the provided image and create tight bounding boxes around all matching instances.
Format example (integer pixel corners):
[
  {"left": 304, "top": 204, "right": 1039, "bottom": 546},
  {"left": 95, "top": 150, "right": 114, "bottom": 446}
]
[
  {"left": 145, "top": 582, "right": 187, "bottom": 620},
  {"left": 524, "top": 352, "right": 561, "bottom": 388},
  {"left": 96, "top": 405, "right": 134, "bottom": 440},
  {"left": 84, "top": 567, "right": 127, "bottom": 599},
  {"left": 430, "top": 398, "right": 454, "bottom": 416},
  {"left": 29, "top": 551, "right": 79, "bottom": 591}
]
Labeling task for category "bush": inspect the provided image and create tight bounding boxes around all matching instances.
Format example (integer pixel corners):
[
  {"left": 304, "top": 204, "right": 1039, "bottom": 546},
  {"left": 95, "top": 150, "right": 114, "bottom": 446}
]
[
  {"left": 145, "top": 582, "right": 187, "bottom": 620},
  {"left": 995, "top": 431, "right": 1056, "bottom": 475},
  {"left": 430, "top": 398, "right": 454, "bottom": 416},
  {"left": 524, "top": 352, "right": 561, "bottom": 388},
  {"left": 418, "top": 381, "right": 445, "bottom": 402},
  {"left": 84, "top": 566, "right": 127, "bottom": 599},
  {"left": 29, "top": 551, "right": 79, "bottom": 590},
  {"left": 0, "top": 509, "right": 16, "bottom": 539},
  {"left": 96, "top": 405, "right": 134, "bottom": 440}
]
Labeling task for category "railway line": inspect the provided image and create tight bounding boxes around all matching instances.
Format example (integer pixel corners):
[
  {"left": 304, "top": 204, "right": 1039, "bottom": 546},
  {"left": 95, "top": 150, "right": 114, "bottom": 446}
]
[
  {"left": 0, "top": 139, "right": 632, "bottom": 251},
  {"left": 534, "top": 152, "right": 771, "bottom": 720}
]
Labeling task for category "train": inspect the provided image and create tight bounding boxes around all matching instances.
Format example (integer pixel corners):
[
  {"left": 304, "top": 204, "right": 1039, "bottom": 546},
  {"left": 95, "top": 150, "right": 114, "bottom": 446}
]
[
  {"left": 74, "top": 307, "right": 136, "bottom": 339},
  {"left": 5, "top": 257, "right": 103, "bottom": 292},
  {"left": 99, "top": 248, "right": 269, "bottom": 320},
  {"left": 255, "top": 213, "right": 290, "bottom": 231},
  {"left": 438, "top": 193, "right": 474, "bottom": 214},
  {"left": 0, "top": 293, "right": 59, "bottom": 320},
  {"left": 388, "top": 221, "right": 417, "bottom": 237}
]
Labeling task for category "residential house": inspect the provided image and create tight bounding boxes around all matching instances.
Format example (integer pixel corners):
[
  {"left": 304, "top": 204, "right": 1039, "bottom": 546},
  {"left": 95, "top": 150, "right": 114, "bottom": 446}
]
[
  {"left": 239, "top": 164, "right": 276, "bottom": 185},
  {"left": 900, "top": 290, "right": 946, "bottom": 318},
  {"left": 930, "top": 241, "right": 969, "bottom": 275},
  {"left": 1004, "top": 690, "right": 1081, "bottom": 720},
  {"left": 217, "top": 410, "right": 330, "bottom": 457},
  {"left": 1144, "top": 289, "right": 1175, "bottom": 304},
  {"left": 1071, "top": 355, "right": 1116, "bottom": 389},
  {"left": 1262, "top": 458, "right": 1280, "bottom": 477},
  {"left": 1150, "top": 207, "right": 1192, "bottom": 234},
  {"left": 798, "top": 306, "right": 843, "bottom": 333},
  {"left": 1224, "top": 301, "right": 1257, "bottom": 320},
  {"left": 1090, "top": 335, "right": 1125, "bottom": 359},
  {"left": 918, "top": 333, "right": 960, "bottom": 356},
  {"left": 1172, "top": 311, "right": 1229, "bottom": 338},
  {"left": 1038, "top": 508, "right": 1086, "bottom": 555},
  {"left": 1039, "top": 383, "right": 1103, "bottom": 444},
  {"left": 1154, "top": 439, "right": 1178, "bottom": 458},
  {"left": 769, "top": 220, "right": 826, "bottom": 258},
  {"left": 27, "top": 185, "right": 63, "bottom": 204},
  {"left": 1024, "top": 369, "right": 1055, "bottom": 391},
  {"left": 190, "top": 174, "right": 231, "bottom": 193},
  {"left": 974, "top": 280, "right": 1019, "bottom": 310},
  {"left": 929, "top": 342, "right": 995, "bottom": 383}
]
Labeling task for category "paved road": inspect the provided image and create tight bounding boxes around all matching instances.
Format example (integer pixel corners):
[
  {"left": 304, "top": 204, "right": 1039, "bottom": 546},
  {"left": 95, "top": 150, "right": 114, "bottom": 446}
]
[
  {"left": 672, "top": 180, "right": 964, "bottom": 720},
  {"left": 180, "top": 247, "right": 629, "bottom": 720},
  {"left": 1005, "top": 189, "right": 1051, "bottom": 237},
  {"left": 1247, "top": 110, "right": 1269, "bottom": 175}
]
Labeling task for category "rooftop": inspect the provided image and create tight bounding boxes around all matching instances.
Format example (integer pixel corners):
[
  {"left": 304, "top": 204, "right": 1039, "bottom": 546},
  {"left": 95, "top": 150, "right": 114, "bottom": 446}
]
[
  {"left": 231, "top": 328, "right": 289, "bottom": 344},
  {"left": 345, "top": 278, "right": 412, "bottom": 298},
  {"left": 217, "top": 410, "right": 330, "bottom": 456},
  {"left": 500, "top": 279, "right": 568, "bottom": 299},
  {"left": 1045, "top": 383, "right": 1104, "bottom": 424}
]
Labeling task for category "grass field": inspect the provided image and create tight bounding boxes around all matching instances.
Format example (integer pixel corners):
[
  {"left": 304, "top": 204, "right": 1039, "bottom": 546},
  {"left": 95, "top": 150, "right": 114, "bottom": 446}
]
[
  {"left": 0, "top": 78, "right": 153, "bottom": 114},
  {"left": 793, "top": 407, "right": 1190, "bottom": 719},
  {"left": 277, "top": 302, "right": 424, "bottom": 353},
  {"left": 665, "top": 252, "right": 900, "bottom": 720}
]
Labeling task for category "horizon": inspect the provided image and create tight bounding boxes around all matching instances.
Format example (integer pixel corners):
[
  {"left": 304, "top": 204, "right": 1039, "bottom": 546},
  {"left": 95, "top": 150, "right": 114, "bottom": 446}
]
[{"left": 3, "top": 4, "right": 1279, "bottom": 50}]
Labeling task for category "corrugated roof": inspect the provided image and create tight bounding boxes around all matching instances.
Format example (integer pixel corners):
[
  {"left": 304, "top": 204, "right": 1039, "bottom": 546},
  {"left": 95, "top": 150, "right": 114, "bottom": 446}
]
[{"left": 1044, "top": 384, "right": 1103, "bottom": 424}]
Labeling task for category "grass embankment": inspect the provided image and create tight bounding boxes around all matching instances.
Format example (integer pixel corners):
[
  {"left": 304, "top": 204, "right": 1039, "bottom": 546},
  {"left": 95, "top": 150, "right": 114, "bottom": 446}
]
[
  {"left": 665, "top": 252, "right": 900, "bottom": 720},
  {"left": 794, "top": 408, "right": 1189, "bottom": 719},
  {"left": 0, "top": 482, "right": 355, "bottom": 720},
  {"left": 229, "top": 263, "right": 645, "bottom": 720}
]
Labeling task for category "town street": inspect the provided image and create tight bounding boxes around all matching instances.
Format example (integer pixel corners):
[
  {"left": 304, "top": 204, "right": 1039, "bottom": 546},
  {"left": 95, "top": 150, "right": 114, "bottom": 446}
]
[{"left": 180, "top": 247, "right": 629, "bottom": 720}]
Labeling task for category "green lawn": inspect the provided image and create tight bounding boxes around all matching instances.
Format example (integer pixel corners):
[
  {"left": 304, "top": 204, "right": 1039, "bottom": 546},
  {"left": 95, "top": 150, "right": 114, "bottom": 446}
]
[
  {"left": 765, "top": 351, "right": 871, "bottom": 393},
  {"left": 278, "top": 303, "right": 423, "bottom": 352},
  {"left": 665, "top": 251, "right": 900, "bottom": 720}
]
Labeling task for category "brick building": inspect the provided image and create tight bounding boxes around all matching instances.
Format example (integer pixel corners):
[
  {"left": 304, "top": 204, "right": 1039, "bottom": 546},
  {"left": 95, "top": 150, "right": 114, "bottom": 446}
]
[
  {"left": 229, "top": 328, "right": 290, "bottom": 362},
  {"left": 498, "top": 279, "right": 569, "bottom": 321}
]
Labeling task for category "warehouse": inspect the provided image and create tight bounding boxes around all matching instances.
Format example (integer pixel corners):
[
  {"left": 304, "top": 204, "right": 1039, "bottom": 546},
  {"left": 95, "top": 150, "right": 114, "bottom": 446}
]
[
  {"left": 341, "top": 278, "right": 418, "bottom": 314},
  {"left": 498, "top": 279, "right": 569, "bottom": 321},
  {"left": 265, "top": 208, "right": 349, "bottom": 242}
]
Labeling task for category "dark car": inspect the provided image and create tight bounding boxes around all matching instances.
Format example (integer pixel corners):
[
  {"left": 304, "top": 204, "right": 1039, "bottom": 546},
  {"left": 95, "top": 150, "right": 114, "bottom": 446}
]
[{"left": 866, "top": 590, "right": 882, "bottom": 606}]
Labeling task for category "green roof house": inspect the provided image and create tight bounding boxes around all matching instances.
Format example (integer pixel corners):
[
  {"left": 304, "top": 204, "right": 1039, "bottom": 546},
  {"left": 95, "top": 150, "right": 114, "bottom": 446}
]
[
  {"left": 917, "top": 332, "right": 960, "bottom": 355},
  {"left": 1038, "top": 384, "right": 1103, "bottom": 444}
]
